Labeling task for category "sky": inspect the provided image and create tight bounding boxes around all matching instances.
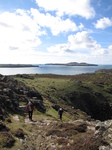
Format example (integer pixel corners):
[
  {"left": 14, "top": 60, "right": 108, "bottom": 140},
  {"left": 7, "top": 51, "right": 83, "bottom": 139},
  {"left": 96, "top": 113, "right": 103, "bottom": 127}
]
[{"left": 0, "top": 0, "right": 112, "bottom": 64}]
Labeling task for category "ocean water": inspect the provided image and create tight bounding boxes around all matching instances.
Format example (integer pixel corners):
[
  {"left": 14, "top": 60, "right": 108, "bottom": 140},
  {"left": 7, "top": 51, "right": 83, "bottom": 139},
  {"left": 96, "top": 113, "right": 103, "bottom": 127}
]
[{"left": 0, "top": 64, "right": 112, "bottom": 75}]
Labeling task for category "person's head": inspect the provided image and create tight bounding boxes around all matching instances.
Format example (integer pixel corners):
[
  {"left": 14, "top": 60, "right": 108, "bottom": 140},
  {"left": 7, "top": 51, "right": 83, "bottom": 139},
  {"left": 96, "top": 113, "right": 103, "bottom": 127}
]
[
  {"left": 60, "top": 108, "right": 62, "bottom": 110},
  {"left": 29, "top": 98, "right": 32, "bottom": 102},
  {"left": 29, "top": 101, "right": 31, "bottom": 104},
  {"left": 29, "top": 99, "right": 34, "bottom": 105},
  {"left": 29, "top": 99, "right": 32, "bottom": 104}
]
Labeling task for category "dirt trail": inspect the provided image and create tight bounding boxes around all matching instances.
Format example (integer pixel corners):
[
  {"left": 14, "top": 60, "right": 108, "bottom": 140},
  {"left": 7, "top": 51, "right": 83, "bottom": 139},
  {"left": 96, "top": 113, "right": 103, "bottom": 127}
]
[
  {"left": 14, "top": 105, "right": 61, "bottom": 149},
  {"left": 12, "top": 108, "right": 97, "bottom": 150},
  {"left": 26, "top": 117, "right": 60, "bottom": 149}
]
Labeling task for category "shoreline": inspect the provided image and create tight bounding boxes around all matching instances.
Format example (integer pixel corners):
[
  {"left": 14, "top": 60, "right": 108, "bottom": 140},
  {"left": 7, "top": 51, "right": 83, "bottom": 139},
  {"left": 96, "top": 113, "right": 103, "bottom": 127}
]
[{"left": 0, "top": 64, "right": 39, "bottom": 68}]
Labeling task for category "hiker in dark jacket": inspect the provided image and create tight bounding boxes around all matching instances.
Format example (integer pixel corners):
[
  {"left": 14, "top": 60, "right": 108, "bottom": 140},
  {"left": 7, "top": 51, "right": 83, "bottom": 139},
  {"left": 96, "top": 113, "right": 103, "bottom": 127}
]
[
  {"left": 26, "top": 100, "right": 35, "bottom": 120},
  {"left": 58, "top": 107, "right": 63, "bottom": 120}
]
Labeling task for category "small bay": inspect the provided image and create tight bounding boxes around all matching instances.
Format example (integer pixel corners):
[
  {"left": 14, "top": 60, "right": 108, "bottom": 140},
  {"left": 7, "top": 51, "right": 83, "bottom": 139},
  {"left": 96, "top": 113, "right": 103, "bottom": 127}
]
[{"left": 0, "top": 64, "right": 112, "bottom": 75}]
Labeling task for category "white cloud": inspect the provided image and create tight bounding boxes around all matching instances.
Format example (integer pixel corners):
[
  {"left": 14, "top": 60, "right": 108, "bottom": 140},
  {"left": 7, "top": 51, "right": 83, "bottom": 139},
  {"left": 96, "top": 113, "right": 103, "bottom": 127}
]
[
  {"left": 0, "top": 7, "right": 84, "bottom": 64},
  {"left": 108, "top": 45, "right": 112, "bottom": 55},
  {"left": 47, "top": 31, "right": 103, "bottom": 55},
  {"left": 0, "top": 9, "right": 45, "bottom": 53},
  {"left": 31, "top": 8, "right": 80, "bottom": 35},
  {"left": 108, "top": 45, "right": 112, "bottom": 50},
  {"left": 35, "top": 0, "right": 95, "bottom": 19},
  {"left": 47, "top": 43, "right": 68, "bottom": 54},
  {"left": 68, "top": 31, "right": 99, "bottom": 50},
  {"left": 47, "top": 31, "right": 112, "bottom": 64},
  {"left": 94, "top": 17, "right": 112, "bottom": 29},
  {"left": 0, "top": 9, "right": 48, "bottom": 64},
  {"left": 0, "top": 1, "right": 112, "bottom": 65},
  {"left": 79, "top": 23, "right": 84, "bottom": 30}
]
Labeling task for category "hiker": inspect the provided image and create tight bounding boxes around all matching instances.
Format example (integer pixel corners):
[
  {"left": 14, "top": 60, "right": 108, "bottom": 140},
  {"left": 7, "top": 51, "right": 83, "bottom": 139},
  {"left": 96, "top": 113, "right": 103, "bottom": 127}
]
[
  {"left": 58, "top": 107, "right": 63, "bottom": 120},
  {"left": 26, "top": 100, "right": 35, "bottom": 120}
]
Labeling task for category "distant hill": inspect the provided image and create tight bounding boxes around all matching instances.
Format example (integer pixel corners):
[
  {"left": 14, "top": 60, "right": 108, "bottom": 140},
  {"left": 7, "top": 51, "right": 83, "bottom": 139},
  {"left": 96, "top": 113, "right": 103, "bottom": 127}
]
[
  {"left": 0, "top": 64, "right": 39, "bottom": 68},
  {"left": 46, "top": 62, "right": 98, "bottom": 66},
  {"left": 66, "top": 62, "right": 98, "bottom": 66}
]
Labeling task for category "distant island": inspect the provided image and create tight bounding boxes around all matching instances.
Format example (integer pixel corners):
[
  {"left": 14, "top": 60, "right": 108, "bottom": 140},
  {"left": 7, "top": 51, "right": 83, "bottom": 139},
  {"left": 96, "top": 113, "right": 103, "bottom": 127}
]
[
  {"left": 0, "top": 64, "right": 39, "bottom": 68},
  {"left": 46, "top": 62, "right": 98, "bottom": 66},
  {"left": 0, "top": 62, "right": 98, "bottom": 68}
]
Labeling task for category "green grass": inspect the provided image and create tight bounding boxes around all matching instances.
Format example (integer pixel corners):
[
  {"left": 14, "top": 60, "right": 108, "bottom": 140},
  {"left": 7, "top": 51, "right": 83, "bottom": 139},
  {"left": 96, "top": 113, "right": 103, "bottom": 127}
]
[
  {"left": 14, "top": 73, "right": 112, "bottom": 121},
  {"left": 2, "top": 72, "right": 112, "bottom": 150}
]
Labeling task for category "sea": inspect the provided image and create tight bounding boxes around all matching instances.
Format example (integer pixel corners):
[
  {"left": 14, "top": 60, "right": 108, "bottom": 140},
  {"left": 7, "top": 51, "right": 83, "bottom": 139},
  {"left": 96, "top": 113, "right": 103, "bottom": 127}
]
[{"left": 0, "top": 64, "right": 112, "bottom": 76}]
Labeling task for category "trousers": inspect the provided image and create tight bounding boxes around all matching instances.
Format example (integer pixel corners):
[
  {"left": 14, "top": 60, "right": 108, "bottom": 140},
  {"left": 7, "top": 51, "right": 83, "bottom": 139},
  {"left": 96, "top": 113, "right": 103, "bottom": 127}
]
[{"left": 29, "top": 111, "right": 33, "bottom": 120}]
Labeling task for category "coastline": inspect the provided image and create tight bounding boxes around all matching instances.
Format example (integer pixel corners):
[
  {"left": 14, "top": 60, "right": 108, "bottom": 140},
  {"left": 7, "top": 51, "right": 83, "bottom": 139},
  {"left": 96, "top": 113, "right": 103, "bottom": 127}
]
[
  {"left": 0, "top": 64, "right": 39, "bottom": 68},
  {"left": 46, "top": 62, "right": 98, "bottom": 66},
  {"left": 0, "top": 64, "right": 112, "bottom": 76}
]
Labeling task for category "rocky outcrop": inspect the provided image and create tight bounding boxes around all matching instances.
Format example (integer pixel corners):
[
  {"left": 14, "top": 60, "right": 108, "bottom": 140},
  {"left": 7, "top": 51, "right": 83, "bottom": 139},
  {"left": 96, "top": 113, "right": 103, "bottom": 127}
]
[
  {"left": 0, "top": 75, "right": 45, "bottom": 120},
  {"left": 95, "top": 120, "right": 112, "bottom": 149},
  {"left": 31, "top": 98, "right": 46, "bottom": 113},
  {"left": 69, "top": 90, "right": 112, "bottom": 121}
]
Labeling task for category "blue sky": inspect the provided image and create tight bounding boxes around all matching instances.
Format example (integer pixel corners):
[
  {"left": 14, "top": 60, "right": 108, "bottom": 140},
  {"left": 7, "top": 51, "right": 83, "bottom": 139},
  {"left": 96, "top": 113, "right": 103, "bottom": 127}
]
[{"left": 0, "top": 0, "right": 112, "bottom": 64}]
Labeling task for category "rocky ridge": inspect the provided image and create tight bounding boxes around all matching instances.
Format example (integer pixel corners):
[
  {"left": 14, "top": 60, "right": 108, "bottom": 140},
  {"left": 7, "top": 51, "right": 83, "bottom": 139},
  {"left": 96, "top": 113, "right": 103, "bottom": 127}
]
[{"left": 0, "top": 74, "right": 45, "bottom": 119}]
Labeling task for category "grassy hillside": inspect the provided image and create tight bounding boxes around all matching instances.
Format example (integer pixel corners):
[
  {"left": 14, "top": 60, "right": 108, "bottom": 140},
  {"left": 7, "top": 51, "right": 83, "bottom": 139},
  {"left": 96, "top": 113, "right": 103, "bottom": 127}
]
[
  {"left": 14, "top": 71, "right": 112, "bottom": 121},
  {"left": 1, "top": 70, "right": 112, "bottom": 149}
]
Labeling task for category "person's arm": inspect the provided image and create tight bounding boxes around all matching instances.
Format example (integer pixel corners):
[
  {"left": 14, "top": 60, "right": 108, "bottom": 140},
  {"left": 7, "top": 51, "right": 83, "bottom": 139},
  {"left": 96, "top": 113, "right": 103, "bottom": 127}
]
[
  {"left": 33, "top": 104, "right": 35, "bottom": 110},
  {"left": 31, "top": 104, "right": 35, "bottom": 110},
  {"left": 26, "top": 104, "right": 29, "bottom": 111},
  {"left": 58, "top": 110, "right": 60, "bottom": 115}
]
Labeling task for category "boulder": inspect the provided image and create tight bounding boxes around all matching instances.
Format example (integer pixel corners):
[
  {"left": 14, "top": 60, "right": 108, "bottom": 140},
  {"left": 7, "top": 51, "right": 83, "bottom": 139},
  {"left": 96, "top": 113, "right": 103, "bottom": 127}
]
[
  {"left": 27, "top": 90, "right": 43, "bottom": 100},
  {"left": 52, "top": 104, "right": 60, "bottom": 111},
  {"left": 31, "top": 98, "right": 46, "bottom": 113}
]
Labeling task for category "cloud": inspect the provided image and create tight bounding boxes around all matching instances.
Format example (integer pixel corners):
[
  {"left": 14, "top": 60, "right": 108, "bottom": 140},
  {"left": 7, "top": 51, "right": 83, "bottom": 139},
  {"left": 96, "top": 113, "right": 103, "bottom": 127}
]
[
  {"left": 47, "top": 31, "right": 104, "bottom": 55},
  {"left": 109, "top": 45, "right": 112, "bottom": 50},
  {"left": 9, "top": 46, "right": 19, "bottom": 50},
  {"left": 0, "top": 21, "right": 13, "bottom": 28},
  {"left": 35, "top": 0, "right": 95, "bottom": 19},
  {"left": 31, "top": 8, "right": 82, "bottom": 35},
  {"left": 0, "top": 1, "right": 111, "bottom": 65},
  {"left": 94, "top": 17, "right": 112, "bottom": 29},
  {"left": 0, "top": 9, "right": 45, "bottom": 54},
  {"left": 0, "top": 7, "right": 84, "bottom": 64},
  {"left": 108, "top": 45, "right": 112, "bottom": 54},
  {"left": 47, "top": 31, "right": 112, "bottom": 64}
]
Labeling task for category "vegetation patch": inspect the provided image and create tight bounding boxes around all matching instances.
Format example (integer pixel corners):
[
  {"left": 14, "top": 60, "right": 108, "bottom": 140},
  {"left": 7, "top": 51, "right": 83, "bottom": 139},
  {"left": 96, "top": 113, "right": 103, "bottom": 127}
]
[
  {"left": 15, "top": 72, "right": 112, "bottom": 121},
  {"left": 0, "top": 71, "right": 112, "bottom": 149},
  {"left": 12, "top": 128, "right": 26, "bottom": 139},
  {"left": 57, "top": 123, "right": 87, "bottom": 132},
  {"left": 5, "top": 118, "right": 12, "bottom": 123},
  {"left": 72, "top": 135, "right": 105, "bottom": 150},
  {"left": 57, "top": 137, "right": 68, "bottom": 145},
  {"left": 0, "top": 132, "right": 15, "bottom": 148}
]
